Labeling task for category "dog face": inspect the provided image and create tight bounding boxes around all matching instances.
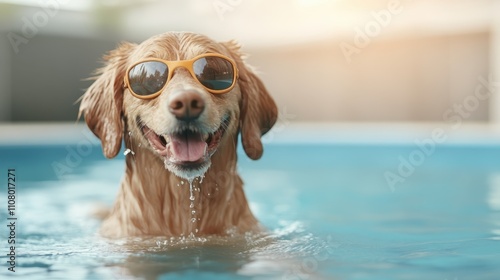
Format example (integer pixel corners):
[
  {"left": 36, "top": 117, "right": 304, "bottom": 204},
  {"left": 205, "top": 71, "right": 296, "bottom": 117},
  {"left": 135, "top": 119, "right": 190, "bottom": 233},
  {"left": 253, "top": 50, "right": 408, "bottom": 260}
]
[{"left": 80, "top": 32, "right": 277, "bottom": 179}]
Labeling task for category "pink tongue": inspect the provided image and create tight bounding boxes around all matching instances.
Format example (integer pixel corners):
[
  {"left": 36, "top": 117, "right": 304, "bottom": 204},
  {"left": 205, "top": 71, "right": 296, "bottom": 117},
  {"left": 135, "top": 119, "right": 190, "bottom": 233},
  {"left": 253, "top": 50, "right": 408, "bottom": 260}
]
[{"left": 169, "top": 133, "right": 207, "bottom": 162}]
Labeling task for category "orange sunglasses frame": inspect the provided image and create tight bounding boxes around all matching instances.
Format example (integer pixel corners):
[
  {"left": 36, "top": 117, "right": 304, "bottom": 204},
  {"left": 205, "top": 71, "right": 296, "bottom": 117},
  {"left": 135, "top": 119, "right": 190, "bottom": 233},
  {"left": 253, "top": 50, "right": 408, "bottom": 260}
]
[{"left": 123, "top": 53, "right": 239, "bottom": 99}]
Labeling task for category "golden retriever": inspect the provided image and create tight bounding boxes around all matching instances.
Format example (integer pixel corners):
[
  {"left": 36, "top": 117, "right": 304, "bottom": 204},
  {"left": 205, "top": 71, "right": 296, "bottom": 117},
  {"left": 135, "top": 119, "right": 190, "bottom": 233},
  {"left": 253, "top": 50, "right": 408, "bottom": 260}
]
[{"left": 79, "top": 32, "right": 277, "bottom": 238}]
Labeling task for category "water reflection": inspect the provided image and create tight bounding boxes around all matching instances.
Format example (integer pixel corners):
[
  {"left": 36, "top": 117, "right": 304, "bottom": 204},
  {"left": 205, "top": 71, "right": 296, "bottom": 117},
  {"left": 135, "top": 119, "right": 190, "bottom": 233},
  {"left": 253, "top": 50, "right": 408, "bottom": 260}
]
[{"left": 104, "top": 228, "right": 331, "bottom": 280}]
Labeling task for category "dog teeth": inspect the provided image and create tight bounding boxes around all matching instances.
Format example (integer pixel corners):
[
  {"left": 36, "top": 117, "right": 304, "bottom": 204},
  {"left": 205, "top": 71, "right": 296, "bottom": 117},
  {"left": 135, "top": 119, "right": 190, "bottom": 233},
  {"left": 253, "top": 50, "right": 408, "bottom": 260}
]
[{"left": 202, "top": 133, "right": 210, "bottom": 141}]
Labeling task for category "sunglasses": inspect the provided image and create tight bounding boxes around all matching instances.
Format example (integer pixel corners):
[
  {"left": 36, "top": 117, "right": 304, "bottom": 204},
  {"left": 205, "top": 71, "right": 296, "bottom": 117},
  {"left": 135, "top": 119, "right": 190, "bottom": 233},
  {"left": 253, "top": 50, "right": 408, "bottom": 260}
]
[{"left": 124, "top": 53, "right": 238, "bottom": 99}]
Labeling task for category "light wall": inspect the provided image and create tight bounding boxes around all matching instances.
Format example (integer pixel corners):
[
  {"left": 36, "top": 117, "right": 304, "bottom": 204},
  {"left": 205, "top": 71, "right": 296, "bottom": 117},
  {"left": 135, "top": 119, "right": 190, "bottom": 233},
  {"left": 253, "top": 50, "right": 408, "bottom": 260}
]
[{"left": 247, "top": 32, "right": 490, "bottom": 122}]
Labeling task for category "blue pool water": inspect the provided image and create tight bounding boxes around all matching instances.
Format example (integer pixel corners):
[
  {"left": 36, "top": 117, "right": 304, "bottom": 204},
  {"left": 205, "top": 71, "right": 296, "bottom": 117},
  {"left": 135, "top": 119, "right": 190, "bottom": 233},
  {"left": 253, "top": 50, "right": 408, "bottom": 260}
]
[{"left": 1, "top": 131, "right": 500, "bottom": 279}]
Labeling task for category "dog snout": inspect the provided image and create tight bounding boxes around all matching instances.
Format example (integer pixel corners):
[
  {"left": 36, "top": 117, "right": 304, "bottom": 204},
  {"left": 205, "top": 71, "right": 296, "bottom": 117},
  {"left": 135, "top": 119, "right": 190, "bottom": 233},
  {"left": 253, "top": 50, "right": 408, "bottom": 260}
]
[{"left": 168, "top": 91, "right": 205, "bottom": 121}]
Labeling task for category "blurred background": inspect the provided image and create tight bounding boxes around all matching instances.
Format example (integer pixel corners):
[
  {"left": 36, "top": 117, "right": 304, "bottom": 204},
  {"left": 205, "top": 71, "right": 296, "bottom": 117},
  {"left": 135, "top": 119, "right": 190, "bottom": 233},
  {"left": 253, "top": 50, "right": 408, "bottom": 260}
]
[{"left": 0, "top": 0, "right": 499, "bottom": 123}]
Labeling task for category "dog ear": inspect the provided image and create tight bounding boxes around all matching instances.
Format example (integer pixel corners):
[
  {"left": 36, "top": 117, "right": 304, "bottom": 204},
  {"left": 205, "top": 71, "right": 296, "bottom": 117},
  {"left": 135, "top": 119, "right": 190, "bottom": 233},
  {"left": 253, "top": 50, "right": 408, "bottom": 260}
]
[
  {"left": 223, "top": 41, "right": 278, "bottom": 160},
  {"left": 79, "top": 42, "right": 136, "bottom": 159}
]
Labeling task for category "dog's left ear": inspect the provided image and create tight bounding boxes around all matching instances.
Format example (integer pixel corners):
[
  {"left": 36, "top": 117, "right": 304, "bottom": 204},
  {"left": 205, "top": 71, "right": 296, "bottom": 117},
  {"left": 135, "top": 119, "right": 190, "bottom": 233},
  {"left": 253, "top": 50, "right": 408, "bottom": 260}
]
[
  {"left": 79, "top": 42, "right": 136, "bottom": 159},
  {"left": 223, "top": 41, "right": 278, "bottom": 160}
]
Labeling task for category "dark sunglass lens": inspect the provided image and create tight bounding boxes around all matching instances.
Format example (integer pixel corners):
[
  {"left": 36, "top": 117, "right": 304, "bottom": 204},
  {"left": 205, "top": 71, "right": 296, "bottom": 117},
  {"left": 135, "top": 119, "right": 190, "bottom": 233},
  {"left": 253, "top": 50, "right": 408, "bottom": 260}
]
[
  {"left": 193, "top": 57, "right": 234, "bottom": 91},
  {"left": 128, "top": 61, "right": 168, "bottom": 96}
]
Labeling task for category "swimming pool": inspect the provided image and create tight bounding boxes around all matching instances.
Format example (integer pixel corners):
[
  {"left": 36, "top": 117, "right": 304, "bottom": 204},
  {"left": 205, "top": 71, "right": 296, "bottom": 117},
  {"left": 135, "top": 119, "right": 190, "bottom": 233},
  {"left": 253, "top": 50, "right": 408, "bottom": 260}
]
[{"left": 1, "top": 123, "right": 500, "bottom": 279}]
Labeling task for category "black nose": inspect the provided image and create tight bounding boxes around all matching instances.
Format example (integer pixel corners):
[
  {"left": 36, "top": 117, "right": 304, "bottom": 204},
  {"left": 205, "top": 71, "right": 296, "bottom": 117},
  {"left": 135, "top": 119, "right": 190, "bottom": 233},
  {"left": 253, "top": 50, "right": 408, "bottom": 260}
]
[{"left": 168, "top": 91, "right": 205, "bottom": 121}]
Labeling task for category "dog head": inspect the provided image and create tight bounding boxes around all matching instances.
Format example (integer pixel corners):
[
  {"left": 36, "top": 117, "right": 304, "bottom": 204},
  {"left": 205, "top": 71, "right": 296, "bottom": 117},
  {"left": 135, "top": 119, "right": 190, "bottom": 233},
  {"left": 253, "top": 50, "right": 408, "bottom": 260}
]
[{"left": 79, "top": 32, "right": 277, "bottom": 179}]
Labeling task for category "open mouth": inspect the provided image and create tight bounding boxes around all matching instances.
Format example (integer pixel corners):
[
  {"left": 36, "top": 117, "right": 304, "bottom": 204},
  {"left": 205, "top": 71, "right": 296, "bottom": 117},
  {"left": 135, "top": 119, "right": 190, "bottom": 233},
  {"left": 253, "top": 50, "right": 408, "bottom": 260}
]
[{"left": 139, "top": 116, "right": 230, "bottom": 173}]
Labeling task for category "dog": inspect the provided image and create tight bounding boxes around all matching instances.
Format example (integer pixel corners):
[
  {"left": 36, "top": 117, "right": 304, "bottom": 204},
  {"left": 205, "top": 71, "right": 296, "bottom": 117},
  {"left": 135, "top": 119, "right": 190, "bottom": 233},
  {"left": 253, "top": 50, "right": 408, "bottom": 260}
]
[{"left": 79, "top": 32, "right": 277, "bottom": 238}]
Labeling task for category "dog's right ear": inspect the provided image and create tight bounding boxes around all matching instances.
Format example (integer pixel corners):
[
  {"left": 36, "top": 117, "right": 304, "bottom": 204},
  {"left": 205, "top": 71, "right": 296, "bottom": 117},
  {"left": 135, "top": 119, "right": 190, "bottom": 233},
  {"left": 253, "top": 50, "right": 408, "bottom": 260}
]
[
  {"left": 222, "top": 41, "right": 278, "bottom": 160},
  {"left": 79, "top": 42, "right": 136, "bottom": 159}
]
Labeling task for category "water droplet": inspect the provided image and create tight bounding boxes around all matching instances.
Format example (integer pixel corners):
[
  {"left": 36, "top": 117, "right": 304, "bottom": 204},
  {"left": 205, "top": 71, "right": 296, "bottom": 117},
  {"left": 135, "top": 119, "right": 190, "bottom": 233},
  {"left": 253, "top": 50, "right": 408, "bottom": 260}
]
[
  {"left": 195, "top": 229, "right": 199, "bottom": 233},
  {"left": 181, "top": 181, "right": 184, "bottom": 185},
  {"left": 123, "top": 148, "right": 135, "bottom": 156},
  {"left": 187, "top": 178, "right": 201, "bottom": 229},
  {"left": 189, "top": 178, "right": 195, "bottom": 201}
]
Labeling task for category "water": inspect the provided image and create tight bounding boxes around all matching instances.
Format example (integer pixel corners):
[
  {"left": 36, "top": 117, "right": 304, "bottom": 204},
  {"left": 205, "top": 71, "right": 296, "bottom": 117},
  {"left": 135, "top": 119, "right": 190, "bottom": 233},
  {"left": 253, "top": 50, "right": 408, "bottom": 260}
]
[{"left": 1, "top": 142, "right": 500, "bottom": 279}]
